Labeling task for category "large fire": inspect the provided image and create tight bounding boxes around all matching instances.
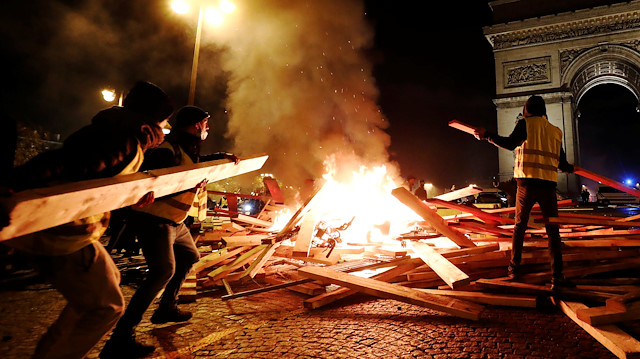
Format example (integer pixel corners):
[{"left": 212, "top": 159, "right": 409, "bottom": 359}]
[{"left": 269, "top": 156, "right": 426, "bottom": 247}]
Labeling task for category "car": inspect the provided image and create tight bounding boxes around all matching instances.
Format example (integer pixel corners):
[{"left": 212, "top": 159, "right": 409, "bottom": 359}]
[
  {"left": 596, "top": 184, "right": 640, "bottom": 205},
  {"left": 475, "top": 191, "right": 508, "bottom": 207}
]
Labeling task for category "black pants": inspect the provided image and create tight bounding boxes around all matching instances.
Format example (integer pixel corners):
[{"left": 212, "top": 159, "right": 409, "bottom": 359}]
[
  {"left": 510, "top": 183, "right": 564, "bottom": 278},
  {"left": 113, "top": 213, "right": 199, "bottom": 334}
]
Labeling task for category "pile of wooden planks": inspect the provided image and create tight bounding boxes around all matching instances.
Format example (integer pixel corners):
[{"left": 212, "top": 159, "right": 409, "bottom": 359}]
[{"left": 180, "top": 171, "right": 640, "bottom": 358}]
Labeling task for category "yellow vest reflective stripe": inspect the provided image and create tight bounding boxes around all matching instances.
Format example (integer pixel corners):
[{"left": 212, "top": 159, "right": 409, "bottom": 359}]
[
  {"left": 513, "top": 116, "right": 562, "bottom": 182},
  {"left": 133, "top": 141, "right": 207, "bottom": 223},
  {"left": 9, "top": 143, "right": 145, "bottom": 255}
]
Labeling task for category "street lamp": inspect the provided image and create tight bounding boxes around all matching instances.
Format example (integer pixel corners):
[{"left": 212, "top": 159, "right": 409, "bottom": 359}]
[
  {"left": 171, "top": 0, "right": 235, "bottom": 105},
  {"left": 101, "top": 88, "right": 123, "bottom": 106}
]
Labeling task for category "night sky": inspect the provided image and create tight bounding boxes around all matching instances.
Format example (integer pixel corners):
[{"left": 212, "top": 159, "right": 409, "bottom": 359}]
[{"left": 2, "top": 1, "right": 499, "bottom": 192}]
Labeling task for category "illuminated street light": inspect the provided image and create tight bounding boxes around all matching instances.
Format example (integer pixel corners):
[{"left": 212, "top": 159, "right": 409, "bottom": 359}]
[
  {"left": 171, "top": 0, "right": 235, "bottom": 105},
  {"left": 101, "top": 88, "right": 123, "bottom": 106}
]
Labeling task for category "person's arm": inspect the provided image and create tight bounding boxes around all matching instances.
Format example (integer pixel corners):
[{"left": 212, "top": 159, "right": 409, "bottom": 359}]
[
  {"left": 483, "top": 119, "right": 527, "bottom": 151},
  {"left": 558, "top": 148, "right": 574, "bottom": 173}
]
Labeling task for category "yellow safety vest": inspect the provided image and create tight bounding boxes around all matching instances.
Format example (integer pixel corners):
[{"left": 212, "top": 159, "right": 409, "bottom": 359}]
[
  {"left": 8, "top": 143, "right": 145, "bottom": 255},
  {"left": 513, "top": 116, "right": 563, "bottom": 182},
  {"left": 133, "top": 141, "right": 208, "bottom": 223}
]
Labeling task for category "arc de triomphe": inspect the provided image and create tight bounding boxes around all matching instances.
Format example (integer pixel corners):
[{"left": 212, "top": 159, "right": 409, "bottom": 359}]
[{"left": 484, "top": 0, "right": 640, "bottom": 197}]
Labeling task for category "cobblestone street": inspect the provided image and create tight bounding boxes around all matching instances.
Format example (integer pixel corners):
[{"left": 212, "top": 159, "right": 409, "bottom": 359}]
[{"left": 0, "top": 275, "right": 620, "bottom": 359}]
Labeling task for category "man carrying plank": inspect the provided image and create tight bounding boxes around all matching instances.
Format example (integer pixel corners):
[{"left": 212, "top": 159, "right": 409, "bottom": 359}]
[
  {"left": 473, "top": 95, "right": 575, "bottom": 290},
  {"left": 2, "top": 81, "right": 174, "bottom": 359},
  {"left": 101, "top": 106, "right": 239, "bottom": 358}
]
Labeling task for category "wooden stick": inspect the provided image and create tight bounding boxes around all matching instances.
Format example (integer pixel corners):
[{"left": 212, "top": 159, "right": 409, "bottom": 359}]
[
  {"left": 448, "top": 119, "right": 478, "bottom": 136},
  {"left": 409, "top": 241, "right": 470, "bottom": 289},
  {"left": 392, "top": 187, "right": 476, "bottom": 248},
  {"left": 1, "top": 154, "right": 268, "bottom": 241}
]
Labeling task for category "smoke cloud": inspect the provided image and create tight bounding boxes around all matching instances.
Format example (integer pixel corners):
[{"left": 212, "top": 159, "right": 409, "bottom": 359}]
[{"left": 205, "top": 0, "right": 394, "bottom": 187}]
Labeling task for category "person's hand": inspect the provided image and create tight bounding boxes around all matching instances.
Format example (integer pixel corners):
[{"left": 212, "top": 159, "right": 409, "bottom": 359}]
[
  {"left": 225, "top": 153, "right": 240, "bottom": 165},
  {"left": 132, "top": 191, "right": 155, "bottom": 208},
  {"left": 195, "top": 179, "right": 209, "bottom": 189},
  {"left": 474, "top": 127, "right": 487, "bottom": 141}
]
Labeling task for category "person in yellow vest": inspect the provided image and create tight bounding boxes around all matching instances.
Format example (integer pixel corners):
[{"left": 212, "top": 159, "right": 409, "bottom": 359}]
[
  {"left": 3, "top": 81, "right": 173, "bottom": 359},
  {"left": 474, "top": 95, "right": 575, "bottom": 290},
  {"left": 101, "top": 106, "right": 238, "bottom": 358}
]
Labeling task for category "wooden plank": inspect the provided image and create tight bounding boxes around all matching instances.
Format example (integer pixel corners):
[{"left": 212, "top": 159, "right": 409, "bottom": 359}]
[
  {"left": 537, "top": 217, "right": 640, "bottom": 228},
  {"left": 275, "top": 184, "right": 324, "bottom": 239},
  {"left": 557, "top": 300, "right": 640, "bottom": 359},
  {"left": 434, "top": 184, "right": 483, "bottom": 202},
  {"left": 576, "top": 301, "right": 640, "bottom": 326},
  {"left": 221, "top": 222, "right": 246, "bottom": 233},
  {"left": 392, "top": 187, "right": 476, "bottom": 248},
  {"left": 234, "top": 214, "right": 273, "bottom": 228},
  {"left": 222, "top": 235, "right": 269, "bottom": 248},
  {"left": 298, "top": 266, "right": 483, "bottom": 320},
  {"left": 426, "top": 198, "right": 514, "bottom": 225},
  {"left": 417, "top": 289, "right": 537, "bottom": 308},
  {"left": 574, "top": 166, "right": 640, "bottom": 198},
  {"left": 192, "top": 246, "right": 248, "bottom": 276},
  {"left": 0, "top": 154, "right": 268, "bottom": 241},
  {"left": 292, "top": 211, "right": 317, "bottom": 257},
  {"left": 263, "top": 177, "right": 285, "bottom": 204},
  {"left": 448, "top": 119, "right": 478, "bottom": 136},
  {"left": 207, "top": 245, "right": 266, "bottom": 281},
  {"left": 264, "top": 276, "right": 326, "bottom": 296},
  {"left": 437, "top": 243, "right": 500, "bottom": 257},
  {"left": 607, "top": 289, "right": 640, "bottom": 311},
  {"left": 409, "top": 241, "right": 470, "bottom": 289},
  {"left": 245, "top": 243, "right": 280, "bottom": 279}
]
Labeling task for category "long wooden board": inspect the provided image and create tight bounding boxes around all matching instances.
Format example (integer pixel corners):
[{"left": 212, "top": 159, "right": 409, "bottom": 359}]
[
  {"left": 298, "top": 266, "right": 483, "bottom": 320},
  {"left": 434, "top": 185, "right": 483, "bottom": 202},
  {"left": 574, "top": 166, "right": 640, "bottom": 198},
  {"left": 392, "top": 187, "right": 476, "bottom": 248},
  {"left": 557, "top": 300, "right": 640, "bottom": 359},
  {"left": 448, "top": 119, "right": 478, "bottom": 136},
  {"left": 0, "top": 154, "right": 268, "bottom": 241},
  {"left": 409, "top": 241, "right": 470, "bottom": 289}
]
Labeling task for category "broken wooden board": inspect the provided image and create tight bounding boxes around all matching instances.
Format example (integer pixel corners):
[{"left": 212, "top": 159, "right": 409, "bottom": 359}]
[
  {"left": 426, "top": 198, "right": 514, "bottom": 225},
  {"left": 392, "top": 187, "right": 476, "bottom": 248},
  {"left": 434, "top": 184, "right": 483, "bottom": 202},
  {"left": 298, "top": 266, "right": 483, "bottom": 320},
  {"left": 537, "top": 217, "right": 640, "bottom": 228},
  {"left": 0, "top": 154, "right": 268, "bottom": 241},
  {"left": 409, "top": 241, "right": 470, "bottom": 289},
  {"left": 556, "top": 300, "right": 640, "bottom": 359},
  {"left": 192, "top": 246, "right": 249, "bottom": 277},
  {"left": 222, "top": 234, "right": 270, "bottom": 248},
  {"left": 207, "top": 245, "right": 266, "bottom": 281}
]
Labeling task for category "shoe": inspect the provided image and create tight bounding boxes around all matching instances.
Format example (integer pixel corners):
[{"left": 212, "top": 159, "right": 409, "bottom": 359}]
[
  {"left": 506, "top": 266, "right": 521, "bottom": 281},
  {"left": 551, "top": 276, "right": 576, "bottom": 291},
  {"left": 150, "top": 305, "right": 193, "bottom": 324},
  {"left": 100, "top": 332, "right": 155, "bottom": 358}
]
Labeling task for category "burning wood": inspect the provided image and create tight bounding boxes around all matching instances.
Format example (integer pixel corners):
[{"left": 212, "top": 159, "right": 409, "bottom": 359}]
[{"left": 178, "top": 166, "right": 640, "bottom": 358}]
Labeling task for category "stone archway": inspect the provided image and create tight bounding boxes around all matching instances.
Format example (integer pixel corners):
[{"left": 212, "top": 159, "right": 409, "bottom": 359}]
[{"left": 484, "top": 1, "right": 640, "bottom": 197}]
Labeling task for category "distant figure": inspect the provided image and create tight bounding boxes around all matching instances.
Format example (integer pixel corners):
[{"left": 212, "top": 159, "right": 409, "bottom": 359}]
[
  {"left": 415, "top": 180, "right": 427, "bottom": 200},
  {"left": 581, "top": 185, "right": 590, "bottom": 204},
  {"left": 474, "top": 94, "right": 575, "bottom": 290},
  {"left": 403, "top": 175, "right": 417, "bottom": 193}
]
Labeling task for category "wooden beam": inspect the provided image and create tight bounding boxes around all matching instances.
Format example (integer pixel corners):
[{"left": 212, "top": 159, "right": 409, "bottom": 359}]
[
  {"left": 537, "top": 217, "right": 640, "bottom": 228},
  {"left": 0, "top": 154, "right": 268, "bottom": 241},
  {"left": 426, "top": 198, "right": 513, "bottom": 225},
  {"left": 576, "top": 301, "right": 640, "bottom": 326},
  {"left": 298, "top": 266, "right": 483, "bottom": 320},
  {"left": 392, "top": 187, "right": 476, "bottom": 248},
  {"left": 574, "top": 166, "right": 640, "bottom": 198},
  {"left": 556, "top": 300, "right": 640, "bottom": 359},
  {"left": 409, "top": 241, "right": 470, "bottom": 289},
  {"left": 191, "top": 246, "right": 249, "bottom": 277},
  {"left": 448, "top": 120, "right": 478, "bottom": 136},
  {"left": 234, "top": 214, "right": 273, "bottom": 228},
  {"left": 206, "top": 245, "right": 266, "bottom": 281},
  {"left": 417, "top": 289, "right": 537, "bottom": 308},
  {"left": 434, "top": 185, "right": 483, "bottom": 202},
  {"left": 263, "top": 177, "right": 285, "bottom": 204},
  {"left": 245, "top": 243, "right": 281, "bottom": 279},
  {"left": 292, "top": 211, "right": 317, "bottom": 257}
]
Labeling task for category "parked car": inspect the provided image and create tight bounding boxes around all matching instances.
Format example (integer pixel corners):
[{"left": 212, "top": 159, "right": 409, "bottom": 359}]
[
  {"left": 596, "top": 184, "right": 640, "bottom": 205},
  {"left": 475, "top": 191, "right": 508, "bottom": 207}
]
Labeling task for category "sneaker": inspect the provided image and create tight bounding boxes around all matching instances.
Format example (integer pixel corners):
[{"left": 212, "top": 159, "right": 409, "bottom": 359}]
[
  {"left": 551, "top": 276, "right": 576, "bottom": 291},
  {"left": 507, "top": 266, "right": 521, "bottom": 281},
  {"left": 100, "top": 332, "right": 155, "bottom": 358},
  {"left": 150, "top": 305, "right": 193, "bottom": 324}
]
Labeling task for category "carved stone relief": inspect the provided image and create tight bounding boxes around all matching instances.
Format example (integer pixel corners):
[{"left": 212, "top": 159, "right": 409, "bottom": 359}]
[{"left": 503, "top": 57, "right": 551, "bottom": 88}]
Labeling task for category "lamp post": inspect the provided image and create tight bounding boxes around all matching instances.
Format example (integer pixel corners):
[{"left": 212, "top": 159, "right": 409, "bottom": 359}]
[{"left": 171, "top": 0, "right": 235, "bottom": 105}]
